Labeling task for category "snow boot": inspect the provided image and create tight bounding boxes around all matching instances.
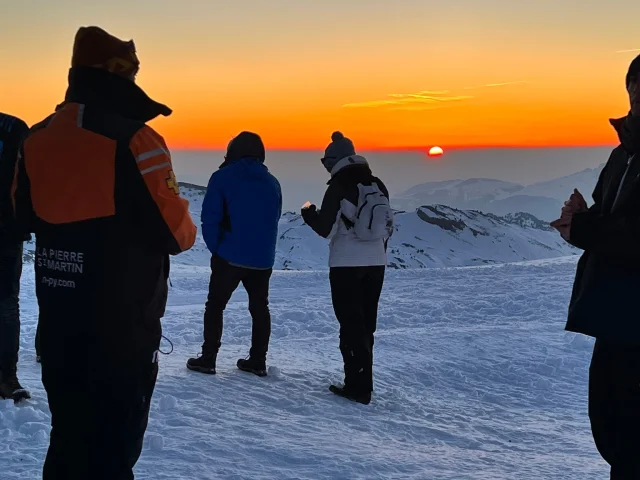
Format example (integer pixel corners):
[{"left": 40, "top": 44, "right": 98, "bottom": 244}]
[
  {"left": 0, "top": 369, "right": 31, "bottom": 403},
  {"left": 186, "top": 353, "right": 216, "bottom": 375},
  {"left": 329, "top": 384, "right": 371, "bottom": 405},
  {"left": 237, "top": 357, "right": 267, "bottom": 377}
]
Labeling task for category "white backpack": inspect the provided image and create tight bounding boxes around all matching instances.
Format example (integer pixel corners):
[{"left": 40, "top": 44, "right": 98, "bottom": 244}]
[{"left": 349, "top": 182, "right": 394, "bottom": 241}]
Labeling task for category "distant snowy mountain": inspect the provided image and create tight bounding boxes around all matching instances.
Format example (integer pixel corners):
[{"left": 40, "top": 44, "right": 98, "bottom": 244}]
[
  {"left": 487, "top": 195, "right": 564, "bottom": 223},
  {"left": 517, "top": 165, "right": 604, "bottom": 201},
  {"left": 392, "top": 165, "right": 604, "bottom": 221},
  {"left": 393, "top": 178, "right": 523, "bottom": 213},
  {"left": 21, "top": 183, "right": 577, "bottom": 270}
]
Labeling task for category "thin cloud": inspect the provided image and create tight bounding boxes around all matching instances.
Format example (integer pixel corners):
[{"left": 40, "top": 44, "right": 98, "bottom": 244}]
[
  {"left": 389, "top": 104, "right": 463, "bottom": 112},
  {"left": 342, "top": 90, "right": 473, "bottom": 109},
  {"left": 616, "top": 48, "right": 640, "bottom": 54},
  {"left": 389, "top": 90, "right": 451, "bottom": 97},
  {"left": 464, "top": 81, "right": 529, "bottom": 90}
]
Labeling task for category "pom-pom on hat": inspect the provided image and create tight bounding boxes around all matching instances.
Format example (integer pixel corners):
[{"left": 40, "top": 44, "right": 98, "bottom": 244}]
[{"left": 322, "top": 131, "right": 356, "bottom": 172}]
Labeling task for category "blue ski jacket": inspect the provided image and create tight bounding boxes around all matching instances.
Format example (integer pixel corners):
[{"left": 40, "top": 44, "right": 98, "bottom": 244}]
[{"left": 201, "top": 157, "right": 282, "bottom": 269}]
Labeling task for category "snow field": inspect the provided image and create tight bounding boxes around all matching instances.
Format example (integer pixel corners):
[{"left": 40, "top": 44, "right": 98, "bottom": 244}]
[{"left": 1, "top": 258, "right": 608, "bottom": 479}]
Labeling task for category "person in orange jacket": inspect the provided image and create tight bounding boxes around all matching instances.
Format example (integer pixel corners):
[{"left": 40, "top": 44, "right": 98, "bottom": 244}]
[{"left": 13, "top": 26, "right": 196, "bottom": 479}]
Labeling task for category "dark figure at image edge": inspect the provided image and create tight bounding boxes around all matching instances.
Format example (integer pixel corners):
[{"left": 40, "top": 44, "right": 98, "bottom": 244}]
[
  {"left": 559, "top": 54, "right": 640, "bottom": 479},
  {"left": 302, "top": 131, "right": 393, "bottom": 405},
  {"left": 0, "top": 112, "right": 31, "bottom": 402},
  {"left": 187, "top": 131, "right": 282, "bottom": 377},
  {"left": 12, "top": 26, "right": 196, "bottom": 480}
]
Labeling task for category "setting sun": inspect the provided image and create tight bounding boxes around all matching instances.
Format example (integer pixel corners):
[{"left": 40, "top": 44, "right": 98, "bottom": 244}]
[{"left": 428, "top": 146, "right": 444, "bottom": 157}]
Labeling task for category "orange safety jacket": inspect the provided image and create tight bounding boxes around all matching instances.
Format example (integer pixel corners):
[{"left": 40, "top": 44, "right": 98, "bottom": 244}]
[{"left": 13, "top": 66, "right": 196, "bottom": 366}]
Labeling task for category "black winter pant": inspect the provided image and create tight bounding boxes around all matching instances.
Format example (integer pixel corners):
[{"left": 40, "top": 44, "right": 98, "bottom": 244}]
[
  {"left": 35, "top": 319, "right": 41, "bottom": 358},
  {"left": 202, "top": 256, "right": 272, "bottom": 360},
  {"left": 42, "top": 358, "right": 158, "bottom": 480},
  {"left": 329, "top": 266, "right": 385, "bottom": 393},
  {"left": 0, "top": 242, "right": 22, "bottom": 374},
  {"left": 589, "top": 339, "right": 640, "bottom": 479}
]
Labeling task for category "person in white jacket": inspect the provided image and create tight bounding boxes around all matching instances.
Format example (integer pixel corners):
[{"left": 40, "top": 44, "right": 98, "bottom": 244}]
[{"left": 302, "top": 132, "right": 393, "bottom": 405}]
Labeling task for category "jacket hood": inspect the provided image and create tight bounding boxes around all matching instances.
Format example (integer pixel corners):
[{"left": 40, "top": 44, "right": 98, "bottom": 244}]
[
  {"left": 330, "top": 155, "right": 369, "bottom": 177},
  {"left": 59, "top": 66, "right": 172, "bottom": 123}
]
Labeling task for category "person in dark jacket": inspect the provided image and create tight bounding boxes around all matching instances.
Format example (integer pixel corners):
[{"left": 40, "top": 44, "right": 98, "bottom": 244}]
[
  {"left": 0, "top": 112, "right": 30, "bottom": 402},
  {"left": 13, "top": 26, "right": 196, "bottom": 480},
  {"left": 187, "top": 132, "right": 282, "bottom": 377},
  {"left": 552, "top": 54, "right": 640, "bottom": 479},
  {"left": 301, "top": 132, "right": 391, "bottom": 405}
]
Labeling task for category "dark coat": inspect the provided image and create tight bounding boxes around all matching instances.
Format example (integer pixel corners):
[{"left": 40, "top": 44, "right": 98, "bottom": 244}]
[
  {"left": 0, "top": 113, "right": 29, "bottom": 247},
  {"left": 566, "top": 114, "right": 640, "bottom": 344}
]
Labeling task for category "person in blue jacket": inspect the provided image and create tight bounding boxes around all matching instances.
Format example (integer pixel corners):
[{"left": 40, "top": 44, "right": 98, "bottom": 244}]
[{"left": 188, "top": 131, "right": 282, "bottom": 377}]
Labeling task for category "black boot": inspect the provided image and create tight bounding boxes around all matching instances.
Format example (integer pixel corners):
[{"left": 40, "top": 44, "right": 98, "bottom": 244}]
[
  {"left": 334, "top": 342, "right": 372, "bottom": 404},
  {"left": 0, "top": 368, "right": 31, "bottom": 402},
  {"left": 329, "top": 384, "right": 371, "bottom": 405},
  {"left": 186, "top": 353, "right": 217, "bottom": 375},
  {"left": 237, "top": 357, "right": 267, "bottom": 377}
]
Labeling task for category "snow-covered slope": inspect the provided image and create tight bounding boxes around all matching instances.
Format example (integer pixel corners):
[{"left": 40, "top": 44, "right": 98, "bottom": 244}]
[
  {"left": 2, "top": 257, "right": 608, "bottom": 479},
  {"left": 277, "top": 206, "right": 576, "bottom": 270},
  {"left": 182, "top": 184, "right": 577, "bottom": 269},
  {"left": 22, "top": 184, "right": 576, "bottom": 269},
  {"left": 386, "top": 206, "right": 576, "bottom": 268},
  {"left": 392, "top": 165, "right": 604, "bottom": 221}
]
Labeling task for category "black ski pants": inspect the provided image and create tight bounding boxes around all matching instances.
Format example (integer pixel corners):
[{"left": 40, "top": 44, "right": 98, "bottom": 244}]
[
  {"left": 329, "top": 266, "right": 385, "bottom": 393},
  {"left": 35, "top": 315, "right": 41, "bottom": 358},
  {"left": 0, "top": 241, "right": 22, "bottom": 373},
  {"left": 589, "top": 338, "right": 640, "bottom": 479},
  {"left": 202, "top": 255, "right": 272, "bottom": 360},
  {"left": 42, "top": 356, "right": 158, "bottom": 480}
]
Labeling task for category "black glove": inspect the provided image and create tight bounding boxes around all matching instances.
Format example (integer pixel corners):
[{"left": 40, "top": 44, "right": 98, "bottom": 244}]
[{"left": 301, "top": 204, "right": 316, "bottom": 221}]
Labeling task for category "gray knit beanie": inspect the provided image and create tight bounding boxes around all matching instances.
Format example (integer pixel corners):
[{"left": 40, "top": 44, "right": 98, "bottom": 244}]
[{"left": 322, "top": 131, "right": 356, "bottom": 172}]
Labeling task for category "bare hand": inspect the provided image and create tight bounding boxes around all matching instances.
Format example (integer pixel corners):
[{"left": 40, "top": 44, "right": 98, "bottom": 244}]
[
  {"left": 558, "top": 224, "right": 570, "bottom": 241},
  {"left": 550, "top": 217, "right": 571, "bottom": 241},
  {"left": 561, "top": 189, "right": 588, "bottom": 218},
  {"left": 572, "top": 189, "right": 588, "bottom": 211},
  {"left": 550, "top": 217, "right": 570, "bottom": 229}
]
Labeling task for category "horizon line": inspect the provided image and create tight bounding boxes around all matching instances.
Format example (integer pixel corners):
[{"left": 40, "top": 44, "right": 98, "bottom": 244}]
[{"left": 167, "top": 143, "right": 618, "bottom": 152}]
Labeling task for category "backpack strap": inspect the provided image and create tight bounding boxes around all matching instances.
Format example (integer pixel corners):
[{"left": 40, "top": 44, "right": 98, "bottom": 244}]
[{"left": 341, "top": 213, "right": 354, "bottom": 230}]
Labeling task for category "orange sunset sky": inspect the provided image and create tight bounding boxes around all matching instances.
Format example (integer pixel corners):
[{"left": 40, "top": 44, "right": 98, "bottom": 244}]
[{"left": 1, "top": 0, "right": 640, "bottom": 150}]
